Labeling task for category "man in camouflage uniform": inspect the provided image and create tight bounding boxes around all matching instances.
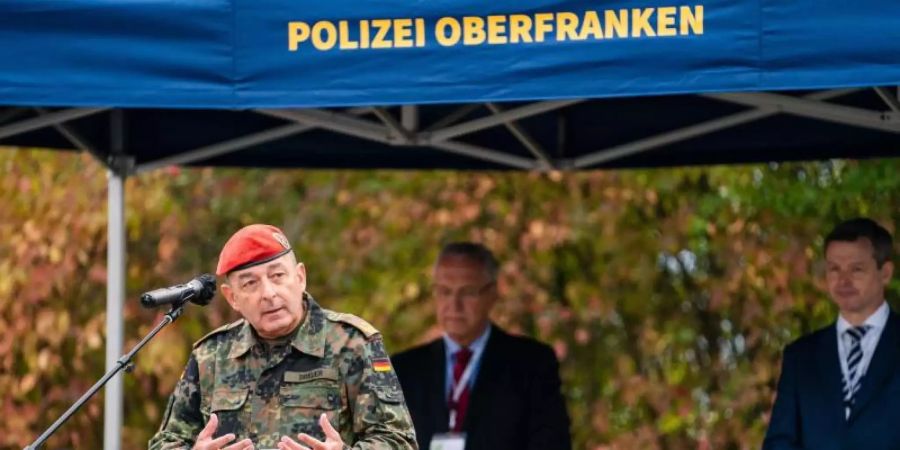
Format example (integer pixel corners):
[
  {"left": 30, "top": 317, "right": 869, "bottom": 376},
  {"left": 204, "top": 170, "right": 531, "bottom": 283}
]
[{"left": 149, "top": 224, "right": 417, "bottom": 450}]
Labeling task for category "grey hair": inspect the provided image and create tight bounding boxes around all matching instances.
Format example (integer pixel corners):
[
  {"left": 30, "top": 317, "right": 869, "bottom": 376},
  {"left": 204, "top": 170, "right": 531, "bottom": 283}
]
[{"left": 435, "top": 242, "right": 499, "bottom": 282}]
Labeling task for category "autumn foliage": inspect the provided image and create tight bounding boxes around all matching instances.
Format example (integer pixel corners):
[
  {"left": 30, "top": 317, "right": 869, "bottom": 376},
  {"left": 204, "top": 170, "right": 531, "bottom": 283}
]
[{"left": 1, "top": 148, "right": 897, "bottom": 449}]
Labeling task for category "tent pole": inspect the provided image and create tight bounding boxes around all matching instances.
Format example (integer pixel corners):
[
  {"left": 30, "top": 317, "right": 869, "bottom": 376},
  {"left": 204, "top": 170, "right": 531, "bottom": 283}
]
[
  {"left": 401, "top": 105, "right": 418, "bottom": 131},
  {"left": 706, "top": 92, "right": 900, "bottom": 133},
  {"left": 423, "top": 104, "right": 480, "bottom": 132},
  {"left": 137, "top": 106, "right": 374, "bottom": 174},
  {"left": 104, "top": 169, "right": 125, "bottom": 450},
  {"left": 0, "top": 108, "right": 106, "bottom": 140},
  {"left": 371, "top": 108, "right": 414, "bottom": 143},
  {"left": 104, "top": 110, "right": 127, "bottom": 450},
  {"left": 258, "top": 109, "right": 395, "bottom": 144},
  {"left": 427, "top": 100, "right": 581, "bottom": 142},
  {"left": 135, "top": 123, "right": 312, "bottom": 174},
  {"left": 429, "top": 140, "right": 537, "bottom": 169},
  {"left": 874, "top": 87, "right": 900, "bottom": 112},
  {"left": 573, "top": 89, "right": 859, "bottom": 168},
  {"left": 485, "top": 103, "right": 553, "bottom": 169},
  {"left": 33, "top": 108, "right": 106, "bottom": 166}
]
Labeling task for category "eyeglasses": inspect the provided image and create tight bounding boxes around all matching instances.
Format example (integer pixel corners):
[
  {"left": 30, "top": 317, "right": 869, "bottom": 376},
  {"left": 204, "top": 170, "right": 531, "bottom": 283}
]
[{"left": 432, "top": 281, "right": 495, "bottom": 302}]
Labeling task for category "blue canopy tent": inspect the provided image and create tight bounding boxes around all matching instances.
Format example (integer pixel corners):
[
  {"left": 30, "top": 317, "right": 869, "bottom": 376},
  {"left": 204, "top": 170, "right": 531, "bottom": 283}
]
[{"left": 1, "top": 0, "right": 899, "bottom": 448}]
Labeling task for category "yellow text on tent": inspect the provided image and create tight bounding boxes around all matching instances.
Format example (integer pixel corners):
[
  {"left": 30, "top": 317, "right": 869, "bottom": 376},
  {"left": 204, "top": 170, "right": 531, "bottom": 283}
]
[{"left": 287, "top": 5, "right": 704, "bottom": 52}]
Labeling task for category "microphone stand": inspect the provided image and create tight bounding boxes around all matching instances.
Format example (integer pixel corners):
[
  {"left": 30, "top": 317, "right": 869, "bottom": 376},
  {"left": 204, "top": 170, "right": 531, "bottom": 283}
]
[{"left": 24, "top": 303, "right": 188, "bottom": 450}]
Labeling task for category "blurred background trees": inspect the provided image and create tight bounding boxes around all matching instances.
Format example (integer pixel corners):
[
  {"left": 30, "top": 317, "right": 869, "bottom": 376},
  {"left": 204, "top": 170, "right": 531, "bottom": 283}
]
[{"left": 1, "top": 148, "right": 897, "bottom": 449}]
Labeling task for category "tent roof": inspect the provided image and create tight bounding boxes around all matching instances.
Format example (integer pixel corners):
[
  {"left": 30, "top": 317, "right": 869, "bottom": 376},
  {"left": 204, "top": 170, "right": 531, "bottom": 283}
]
[{"left": 1, "top": 0, "right": 899, "bottom": 109}]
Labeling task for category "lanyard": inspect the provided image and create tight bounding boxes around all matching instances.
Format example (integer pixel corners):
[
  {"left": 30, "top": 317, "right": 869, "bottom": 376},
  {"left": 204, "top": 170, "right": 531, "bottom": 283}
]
[{"left": 448, "top": 354, "right": 477, "bottom": 430}]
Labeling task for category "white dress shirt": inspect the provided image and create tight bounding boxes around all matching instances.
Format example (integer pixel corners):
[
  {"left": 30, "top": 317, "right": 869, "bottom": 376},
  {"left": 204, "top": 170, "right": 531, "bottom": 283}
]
[
  {"left": 442, "top": 324, "right": 491, "bottom": 398},
  {"left": 836, "top": 301, "right": 889, "bottom": 390}
]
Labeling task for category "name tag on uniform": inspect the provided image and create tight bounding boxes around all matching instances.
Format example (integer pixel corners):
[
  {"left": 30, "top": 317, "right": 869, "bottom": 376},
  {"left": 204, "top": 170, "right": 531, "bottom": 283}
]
[
  {"left": 430, "top": 433, "right": 465, "bottom": 450},
  {"left": 284, "top": 368, "right": 339, "bottom": 383}
]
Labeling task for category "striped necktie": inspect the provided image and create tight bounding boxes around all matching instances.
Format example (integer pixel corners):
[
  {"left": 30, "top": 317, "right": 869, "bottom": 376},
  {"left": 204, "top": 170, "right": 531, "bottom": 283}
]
[{"left": 843, "top": 325, "right": 870, "bottom": 419}]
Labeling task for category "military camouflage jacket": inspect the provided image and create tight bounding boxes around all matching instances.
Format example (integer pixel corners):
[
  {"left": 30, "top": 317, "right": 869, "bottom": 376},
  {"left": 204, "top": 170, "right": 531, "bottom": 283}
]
[{"left": 148, "top": 295, "right": 417, "bottom": 449}]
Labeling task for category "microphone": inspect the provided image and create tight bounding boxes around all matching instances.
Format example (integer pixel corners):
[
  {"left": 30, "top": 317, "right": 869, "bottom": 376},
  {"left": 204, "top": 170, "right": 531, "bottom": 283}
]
[{"left": 140, "top": 274, "right": 217, "bottom": 309}]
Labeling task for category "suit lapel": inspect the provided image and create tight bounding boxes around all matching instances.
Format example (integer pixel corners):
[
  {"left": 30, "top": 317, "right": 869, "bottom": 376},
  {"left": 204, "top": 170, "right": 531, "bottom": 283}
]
[
  {"left": 463, "top": 326, "right": 504, "bottom": 433},
  {"left": 815, "top": 323, "right": 848, "bottom": 430},
  {"left": 428, "top": 338, "right": 450, "bottom": 433},
  {"left": 849, "top": 311, "right": 900, "bottom": 422}
]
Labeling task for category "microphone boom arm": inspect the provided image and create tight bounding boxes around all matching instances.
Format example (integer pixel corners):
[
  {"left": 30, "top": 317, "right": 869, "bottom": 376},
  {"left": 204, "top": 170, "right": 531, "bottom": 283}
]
[{"left": 24, "top": 304, "right": 187, "bottom": 450}]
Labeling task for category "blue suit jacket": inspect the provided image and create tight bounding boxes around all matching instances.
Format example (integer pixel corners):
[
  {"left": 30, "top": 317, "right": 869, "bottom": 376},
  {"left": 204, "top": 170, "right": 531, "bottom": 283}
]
[{"left": 764, "top": 310, "right": 900, "bottom": 450}]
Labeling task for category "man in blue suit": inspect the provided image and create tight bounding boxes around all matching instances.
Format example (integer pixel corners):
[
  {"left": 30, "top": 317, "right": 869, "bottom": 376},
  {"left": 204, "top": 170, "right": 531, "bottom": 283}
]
[{"left": 764, "top": 218, "right": 896, "bottom": 450}]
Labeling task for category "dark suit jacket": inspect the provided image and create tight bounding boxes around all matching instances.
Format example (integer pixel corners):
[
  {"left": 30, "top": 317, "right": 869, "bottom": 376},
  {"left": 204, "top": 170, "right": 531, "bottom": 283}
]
[
  {"left": 764, "top": 310, "right": 900, "bottom": 450},
  {"left": 392, "top": 325, "right": 572, "bottom": 450}
]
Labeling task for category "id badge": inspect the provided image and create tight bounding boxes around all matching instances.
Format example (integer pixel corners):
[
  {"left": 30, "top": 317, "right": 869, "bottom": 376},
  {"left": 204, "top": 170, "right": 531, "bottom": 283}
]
[{"left": 430, "top": 432, "right": 466, "bottom": 450}]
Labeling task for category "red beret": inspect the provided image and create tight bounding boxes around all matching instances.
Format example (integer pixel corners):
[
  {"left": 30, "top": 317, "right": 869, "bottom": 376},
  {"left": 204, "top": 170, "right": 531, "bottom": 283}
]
[{"left": 216, "top": 224, "right": 293, "bottom": 276}]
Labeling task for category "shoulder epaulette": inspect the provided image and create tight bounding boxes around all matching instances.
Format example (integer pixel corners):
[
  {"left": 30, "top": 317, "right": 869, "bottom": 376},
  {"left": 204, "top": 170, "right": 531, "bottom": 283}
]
[
  {"left": 324, "top": 310, "right": 379, "bottom": 339},
  {"left": 193, "top": 318, "right": 245, "bottom": 348}
]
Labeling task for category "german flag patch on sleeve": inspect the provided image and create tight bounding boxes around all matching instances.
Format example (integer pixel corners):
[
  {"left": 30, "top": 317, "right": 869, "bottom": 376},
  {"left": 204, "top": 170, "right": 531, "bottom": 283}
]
[{"left": 372, "top": 358, "right": 392, "bottom": 372}]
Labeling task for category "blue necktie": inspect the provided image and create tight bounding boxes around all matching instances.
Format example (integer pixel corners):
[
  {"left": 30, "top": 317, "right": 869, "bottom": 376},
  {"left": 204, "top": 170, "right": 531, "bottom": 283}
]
[{"left": 842, "top": 325, "right": 870, "bottom": 419}]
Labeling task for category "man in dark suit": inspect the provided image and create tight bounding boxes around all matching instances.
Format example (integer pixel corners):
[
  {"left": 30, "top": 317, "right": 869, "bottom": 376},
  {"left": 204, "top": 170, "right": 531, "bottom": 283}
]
[
  {"left": 392, "top": 242, "right": 572, "bottom": 450},
  {"left": 764, "top": 218, "right": 897, "bottom": 450}
]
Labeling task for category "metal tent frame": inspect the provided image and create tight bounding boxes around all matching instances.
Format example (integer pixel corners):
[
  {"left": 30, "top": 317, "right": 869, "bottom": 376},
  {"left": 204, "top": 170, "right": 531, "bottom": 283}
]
[{"left": 1, "top": 86, "right": 898, "bottom": 449}]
